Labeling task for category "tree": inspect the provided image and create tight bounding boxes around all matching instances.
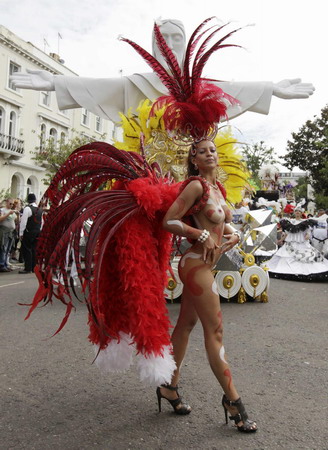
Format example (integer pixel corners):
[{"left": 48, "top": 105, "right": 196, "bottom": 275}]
[
  {"left": 0, "top": 188, "right": 11, "bottom": 202},
  {"left": 293, "top": 176, "right": 309, "bottom": 201},
  {"left": 284, "top": 104, "right": 328, "bottom": 207},
  {"left": 241, "top": 141, "right": 280, "bottom": 186},
  {"left": 32, "top": 131, "right": 106, "bottom": 185}
]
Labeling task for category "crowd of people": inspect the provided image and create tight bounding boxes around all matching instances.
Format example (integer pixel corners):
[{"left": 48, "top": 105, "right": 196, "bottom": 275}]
[{"left": 0, "top": 193, "right": 42, "bottom": 274}]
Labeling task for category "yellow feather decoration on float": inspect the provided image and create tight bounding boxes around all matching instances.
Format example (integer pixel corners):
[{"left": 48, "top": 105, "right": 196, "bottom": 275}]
[{"left": 114, "top": 100, "right": 253, "bottom": 204}]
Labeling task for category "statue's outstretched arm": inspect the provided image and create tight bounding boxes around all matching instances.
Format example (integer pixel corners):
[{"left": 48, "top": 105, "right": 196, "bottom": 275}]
[
  {"left": 9, "top": 69, "right": 55, "bottom": 91},
  {"left": 273, "top": 78, "right": 315, "bottom": 99},
  {"left": 10, "top": 69, "right": 126, "bottom": 122}
]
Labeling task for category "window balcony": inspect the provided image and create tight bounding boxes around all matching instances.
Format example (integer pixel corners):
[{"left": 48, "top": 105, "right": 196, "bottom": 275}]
[{"left": 0, "top": 132, "right": 25, "bottom": 159}]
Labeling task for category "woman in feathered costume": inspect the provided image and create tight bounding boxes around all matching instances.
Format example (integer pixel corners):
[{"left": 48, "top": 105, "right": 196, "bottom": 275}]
[{"left": 25, "top": 18, "right": 257, "bottom": 432}]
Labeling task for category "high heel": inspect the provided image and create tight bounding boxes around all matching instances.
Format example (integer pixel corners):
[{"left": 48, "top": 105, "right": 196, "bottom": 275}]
[
  {"left": 221, "top": 395, "right": 257, "bottom": 432},
  {"left": 156, "top": 384, "right": 191, "bottom": 415}
]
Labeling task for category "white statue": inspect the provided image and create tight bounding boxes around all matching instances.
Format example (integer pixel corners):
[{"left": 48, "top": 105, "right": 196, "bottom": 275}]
[{"left": 10, "top": 19, "right": 315, "bottom": 123}]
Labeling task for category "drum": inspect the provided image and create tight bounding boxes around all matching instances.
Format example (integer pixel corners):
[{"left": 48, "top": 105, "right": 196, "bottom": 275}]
[
  {"left": 164, "top": 257, "right": 183, "bottom": 301},
  {"left": 241, "top": 265, "right": 269, "bottom": 298},
  {"left": 214, "top": 270, "right": 242, "bottom": 299}
]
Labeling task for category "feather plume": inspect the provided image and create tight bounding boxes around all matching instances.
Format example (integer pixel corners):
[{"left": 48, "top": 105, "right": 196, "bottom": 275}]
[
  {"left": 183, "top": 17, "right": 216, "bottom": 93},
  {"left": 153, "top": 23, "right": 183, "bottom": 95},
  {"left": 119, "top": 37, "right": 181, "bottom": 97},
  {"left": 121, "top": 18, "right": 243, "bottom": 139}
]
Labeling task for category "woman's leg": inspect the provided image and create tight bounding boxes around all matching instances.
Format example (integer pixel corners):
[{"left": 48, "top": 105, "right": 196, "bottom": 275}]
[
  {"left": 160, "top": 291, "right": 198, "bottom": 402},
  {"left": 184, "top": 264, "right": 240, "bottom": 400},
  {"left": 162, "top": 254, "right": 256, "bottom": 427},
  {"left": 178, "top": 253, "right": 244, "bottom": 399},
  {"left": 184, "top": 262, "right": 256, "bottom": 428},
  {"left": 171, "top": 292, "right": 198, "bottom": 384}
]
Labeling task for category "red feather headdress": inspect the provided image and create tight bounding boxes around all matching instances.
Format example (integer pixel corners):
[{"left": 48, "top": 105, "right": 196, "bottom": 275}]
[{"left": 120, "top": 17, "right": 241, "bottom": 140}]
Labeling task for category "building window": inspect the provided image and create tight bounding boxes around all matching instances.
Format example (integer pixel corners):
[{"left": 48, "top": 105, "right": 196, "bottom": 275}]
[
  {"left": 40, "top": 124, "right": 46, "bottom": 151},
  {"left": 7, "top": 111, "right": 17, "bottom": 150},
  {"left": 49, "top": 127, "right": 57, "bottom": 144},
  {"left": 40, "top": 91, "right": 50, "bottom": 107},
  {"left": 59, "top": 132, "right": 66, "bottom": 150},
  {"left": 9, "top": 111, "right": 16, "bottom": 137},
  {"left": 27, "top": 178, "right": 32, "bottom": 197},
  {"left": 0, "top": 108, "right": 4, "bottom": 133},
  {"left": 81, "top": 108, "right": 89, "bottom": 127},
  {"left": 95, "top": 116, "right": 102, "bottom": 133},
  {"left": 8, "top": 62, "right": 21, "bottom": 91}
]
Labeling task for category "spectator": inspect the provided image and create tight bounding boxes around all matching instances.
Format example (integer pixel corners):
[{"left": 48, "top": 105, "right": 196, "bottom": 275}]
[
  {"left": 10, "top": 198, "right": 23, "bottom": 262},
  {"left": 0, "top": 198, "right": 18, "bottom": 272},
  {"left": 231, "top": 200, "right": 249, "bottom": 225},
  {"left": 19, "top": 193, "right": 43, "bottom": 274}
]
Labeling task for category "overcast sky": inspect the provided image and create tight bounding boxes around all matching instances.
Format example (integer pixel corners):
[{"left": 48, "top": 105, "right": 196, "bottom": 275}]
[{"left": 1, "top": 0, "right": 326, "bottom": 164}]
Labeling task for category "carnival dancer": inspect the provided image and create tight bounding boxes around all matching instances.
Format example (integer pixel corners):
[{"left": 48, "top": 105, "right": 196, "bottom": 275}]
[
  {"left": 266, "top": 208, "right": 328, "bottom": 280},
  {"left": 22, "top": 18, "right": 276, "bottom": 434},
  {"left": 159, "top": 138, "right": 257, "bottom": 431}
]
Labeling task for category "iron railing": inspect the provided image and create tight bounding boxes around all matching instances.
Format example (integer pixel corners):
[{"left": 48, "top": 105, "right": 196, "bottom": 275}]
[{"left": 0, "top": 132, "right": 25, "bottom": 156}]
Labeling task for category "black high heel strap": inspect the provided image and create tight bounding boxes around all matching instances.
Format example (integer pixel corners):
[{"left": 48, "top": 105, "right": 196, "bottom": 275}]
[
  {"left": 222, "top": 395, "right": 256, "bottom": 432},
  {"left": 160, "top": 384, "right": 179, "bottom": 392},
  {"left": 225, "top": 397, "right": 249, "bottom": 422}
]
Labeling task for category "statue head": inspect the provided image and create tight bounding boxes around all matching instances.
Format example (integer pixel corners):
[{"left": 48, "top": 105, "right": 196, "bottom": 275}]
[{"left": 152, "top": 19, "right": 186, "bottom": 69}]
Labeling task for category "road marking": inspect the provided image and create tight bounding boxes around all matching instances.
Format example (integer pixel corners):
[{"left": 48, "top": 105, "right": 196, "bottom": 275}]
[{"left": 0, "top": 281, "right": 25, "bottom": 288}]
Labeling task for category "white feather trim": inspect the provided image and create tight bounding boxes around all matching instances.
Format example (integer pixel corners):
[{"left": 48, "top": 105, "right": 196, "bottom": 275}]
[
  {"left": 137, "top": 346, "right": 176, "bottom": 386},
  {"left": 94, "top": 332, "right": 134, "bottom": 372}
]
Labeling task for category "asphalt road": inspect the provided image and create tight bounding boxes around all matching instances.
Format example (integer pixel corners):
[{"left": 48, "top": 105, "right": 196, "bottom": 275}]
[{"left": 1, "top": 268, "right": 327, "bottom": 450}]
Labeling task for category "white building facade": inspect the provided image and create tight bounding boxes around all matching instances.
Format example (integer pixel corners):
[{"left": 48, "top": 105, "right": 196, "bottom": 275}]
[{"left": 0, "top": 25, "right": 115, "bottom": 202}]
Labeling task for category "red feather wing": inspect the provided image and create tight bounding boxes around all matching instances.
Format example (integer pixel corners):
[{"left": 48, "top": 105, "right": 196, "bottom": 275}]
[
  {"left": 153, "top": 23, "right": 183, "bottom": 95},
  {"left": 119, "top": 37, "right": 181, "bottom": 97}
]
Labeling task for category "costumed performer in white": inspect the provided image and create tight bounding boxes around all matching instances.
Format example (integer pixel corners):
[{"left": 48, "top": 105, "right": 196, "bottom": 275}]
[
  {"left": 311, "top": 210, "right": 328, "bottom": 258},
  {"left": 266, "top": 208, "right": 328, "bottom": 279},
  {"left": 10, "top": 19, "right": 315, "bottom": 124}
]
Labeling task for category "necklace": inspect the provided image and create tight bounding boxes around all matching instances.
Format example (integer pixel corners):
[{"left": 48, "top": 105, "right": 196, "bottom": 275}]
[{"left": 203, "top": 178, "right": 218, "bottom": 190}]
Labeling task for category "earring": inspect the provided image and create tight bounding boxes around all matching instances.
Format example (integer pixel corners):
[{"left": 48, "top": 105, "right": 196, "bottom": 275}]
[{"left": 194, "top": 163, "right": 198, "bottom": 170}]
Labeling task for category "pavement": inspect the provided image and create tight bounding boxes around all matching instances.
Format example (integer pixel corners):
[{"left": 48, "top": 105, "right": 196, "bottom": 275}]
[{"left": 0, "top": 269, "right": 327, "bottom": 450}]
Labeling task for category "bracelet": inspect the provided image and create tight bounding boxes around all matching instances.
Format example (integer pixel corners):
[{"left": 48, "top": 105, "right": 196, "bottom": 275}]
[
  {"left": 198, "top": 229, "right": 210, "bottom": 243},
  {"left": 232, "top": 230, "right": 241, "bottom": 243}
]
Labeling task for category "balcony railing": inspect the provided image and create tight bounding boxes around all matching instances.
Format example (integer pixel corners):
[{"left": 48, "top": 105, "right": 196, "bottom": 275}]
[{"left": 0, "top": 132, "right": 25, "bottom": 157}]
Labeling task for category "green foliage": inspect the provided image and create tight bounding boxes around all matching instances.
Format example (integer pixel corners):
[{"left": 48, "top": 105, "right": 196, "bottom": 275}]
[
  {"left": 314, "top": 192, "right": 328, "bottom": 209},
  {"left": 284, "top": 104, "right": 328, "bottom": 202},
  {"left": 0, "top": 188, "right": 11, "bottom": 202},
  {"left": 293, "top": 176, "right": 309, "bottom": 201},
  {"left": 314, "top": 159, "right": 328, "bottom": 208},
  {"left": 241, "top": 141, "right": 280, "bottom": 186},
  {"left": 32, "top": 131, "right": 107, "bottom": 185}
]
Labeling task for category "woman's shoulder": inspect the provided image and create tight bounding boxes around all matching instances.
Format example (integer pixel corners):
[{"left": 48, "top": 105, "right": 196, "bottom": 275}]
[
  {"left": 179, "top": 177, "right": 210, "bottom": 217},
  {"left": 179, "top": 176, "right": 206, "bottom": 195}
]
